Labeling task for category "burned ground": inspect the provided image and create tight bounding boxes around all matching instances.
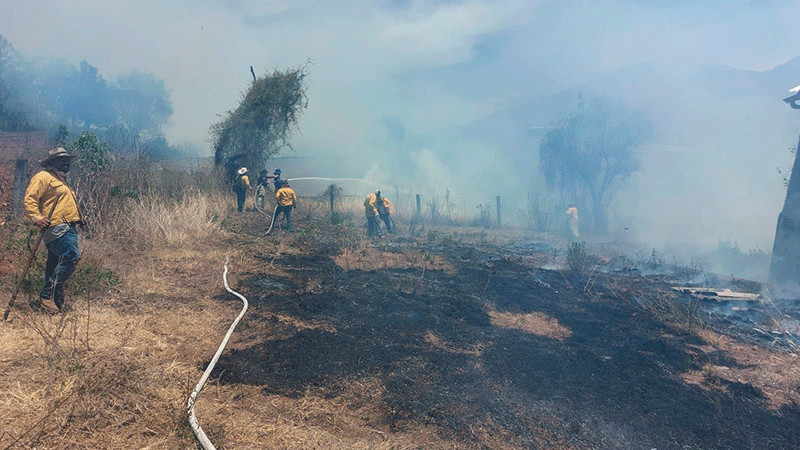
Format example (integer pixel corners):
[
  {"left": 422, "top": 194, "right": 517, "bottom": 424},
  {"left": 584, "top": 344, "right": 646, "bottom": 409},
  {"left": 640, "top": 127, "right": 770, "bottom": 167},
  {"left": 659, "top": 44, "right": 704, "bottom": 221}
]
[
  {"left": 211, "top": 231, "right": 800, "bottom": 449},
  {"left": 3, "top": 207, "right": 800, "bottom": 448}
]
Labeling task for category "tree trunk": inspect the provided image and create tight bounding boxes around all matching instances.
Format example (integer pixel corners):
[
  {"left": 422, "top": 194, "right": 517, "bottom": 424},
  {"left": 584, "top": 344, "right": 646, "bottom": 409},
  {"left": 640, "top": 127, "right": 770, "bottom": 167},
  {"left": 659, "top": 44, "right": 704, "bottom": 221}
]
[
  {"left": 769, "top": 133, "right": 800, "bottom": 289},
  {"left": 589, "top": 187, "right": 607, "bottom": 234}
]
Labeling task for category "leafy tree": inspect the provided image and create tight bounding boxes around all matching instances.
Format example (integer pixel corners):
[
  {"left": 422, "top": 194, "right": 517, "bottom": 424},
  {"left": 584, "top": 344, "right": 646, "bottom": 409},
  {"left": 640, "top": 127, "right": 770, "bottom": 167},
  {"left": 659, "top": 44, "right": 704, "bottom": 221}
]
[
  {"left": 61, "top": 61, "right": 114, "bottom": 128},
  {"left": 62, "top": 130, "right": 113, "bottom": 223},
  {"left": 539, "top": 96, "right": 651, "bottom": 232},
  {"left": 212, "top": 66, "right": 308, "bottom": 176},
  {"left": 71, "top": 131, "right": 111, "bottom": 176},
  {"left": 113, "top": 71, "right": 173, "bottom": 141},
  {"left": 52, "top": 124, "right": 69, "bottom": 147},
  {"left": 0, "top": 34, "right": 175, "bottom": 150},
  {"left": 0, "top": 35, "right": 37, "bottom": 131}
]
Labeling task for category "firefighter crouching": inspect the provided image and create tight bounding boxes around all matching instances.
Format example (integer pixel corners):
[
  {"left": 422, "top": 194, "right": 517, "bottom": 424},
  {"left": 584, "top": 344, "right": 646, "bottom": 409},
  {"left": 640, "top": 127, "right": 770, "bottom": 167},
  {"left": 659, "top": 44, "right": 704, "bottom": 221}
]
[{"left": 24, "top": 147, "right": 85, "bottom": 312}]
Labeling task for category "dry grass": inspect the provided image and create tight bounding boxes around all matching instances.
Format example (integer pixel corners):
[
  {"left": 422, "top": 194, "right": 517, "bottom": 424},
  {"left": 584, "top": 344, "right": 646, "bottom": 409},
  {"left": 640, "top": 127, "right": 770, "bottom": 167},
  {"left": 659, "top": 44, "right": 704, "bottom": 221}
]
[
  {"left": 680, "top": 329, "right": 800, "bottom": 410},
  {"left": 425, "top": 331, "right": 489, "bottom": 356},
  {"left": 1, "top": 169, "right": 489, "bottom": 448},
  {"left": 606, "top": 275, "right": 702, "bottom": 333},
  {"left": 487, "top": 309, "right": 573, "bottom": 341},
  {"left": 333, "top": 241, "right": 456, "bottom": 273},
  {"left": 0, "top": 241, "right": 230, "bottom": 448},
  {"left": 0, "top": 299, "right": 199, "bottom": 447},
  {"left": 101, "top": 190, "right": 230, "bottom": 252},
  {"left": 0, "top": 213, "right": 468, "bottom": 449}
]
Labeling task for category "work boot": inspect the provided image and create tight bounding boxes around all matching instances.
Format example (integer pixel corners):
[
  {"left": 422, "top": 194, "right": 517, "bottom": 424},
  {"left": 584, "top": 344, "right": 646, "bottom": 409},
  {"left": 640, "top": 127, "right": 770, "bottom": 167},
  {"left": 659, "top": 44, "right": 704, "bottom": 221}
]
[
  {"left": 52, "top": 285, "right": 66, "bottom": 311},
  {"left": 38, "top": 296, "right": 61, "bottom": 314}
]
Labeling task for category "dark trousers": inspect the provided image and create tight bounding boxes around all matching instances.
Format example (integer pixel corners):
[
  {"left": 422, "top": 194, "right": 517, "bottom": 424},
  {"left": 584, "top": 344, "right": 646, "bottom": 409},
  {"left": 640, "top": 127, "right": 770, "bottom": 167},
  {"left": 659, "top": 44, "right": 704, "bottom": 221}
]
[
  {"left": 277, "top": 205, "right": 293, "bottom": 230},
  {"left": 236, "top": 190, "right": 246, "bottom": 212},
  {"left": 40, "top": 227, "right": 81, "bottom": 308},
  {"left": 379, "top": 213, "right": 392, "bottom": 233},
  {"left": 367, "top": 216, "right": 380, "bottom": 237}
]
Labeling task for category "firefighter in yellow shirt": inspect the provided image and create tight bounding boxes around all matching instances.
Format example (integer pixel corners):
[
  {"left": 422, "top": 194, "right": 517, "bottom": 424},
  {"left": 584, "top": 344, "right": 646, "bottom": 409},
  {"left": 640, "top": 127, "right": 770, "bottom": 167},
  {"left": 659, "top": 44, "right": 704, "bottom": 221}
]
[
  {"left": 275, "top": 182, "right": 297, "bottom": 231},
  {"left": 565, "top": 203, "right": 579, "bottom": 240},
  {"left": 364, "top": 190, "right": 392, "bottom": 237},
  {"left": 234, "top": 167, "right": 253, "bottom": 212},
  {"left": 23, "top": 147, "right": 85, "bottom": 312}
]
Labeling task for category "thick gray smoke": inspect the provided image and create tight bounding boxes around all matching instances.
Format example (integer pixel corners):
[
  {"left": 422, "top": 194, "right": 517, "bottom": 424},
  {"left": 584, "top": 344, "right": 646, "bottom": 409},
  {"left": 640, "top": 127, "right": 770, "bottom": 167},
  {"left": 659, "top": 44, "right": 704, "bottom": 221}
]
[
  {"left": 4, "top": 0, "right": 800, "bottom": 279},
  {"left": 0, "top": 35, "right": 191, "bottom": 157}
]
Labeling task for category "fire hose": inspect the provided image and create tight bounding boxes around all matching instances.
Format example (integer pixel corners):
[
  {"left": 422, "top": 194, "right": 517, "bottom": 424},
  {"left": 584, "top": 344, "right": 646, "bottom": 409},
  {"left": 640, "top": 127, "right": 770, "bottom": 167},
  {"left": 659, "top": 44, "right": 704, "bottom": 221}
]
[
  {"left": 187, "top": 253, "right": 248, "bottom": 450},
  {"left": 253, "top": 185, "right": 268, "bottom": 214},
  {"left": 252, "top": 185, "right": 280, "bottom": 237},
  {"left": 264, "top": 204, "right": 279, "bottom": 236}
]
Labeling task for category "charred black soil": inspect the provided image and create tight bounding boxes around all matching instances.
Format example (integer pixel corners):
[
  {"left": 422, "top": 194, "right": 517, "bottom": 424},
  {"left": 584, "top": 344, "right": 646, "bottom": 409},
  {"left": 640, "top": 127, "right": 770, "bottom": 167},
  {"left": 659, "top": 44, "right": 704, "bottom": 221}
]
[{"left": 212, "top": 226, "right": 800, "bottom": 449}]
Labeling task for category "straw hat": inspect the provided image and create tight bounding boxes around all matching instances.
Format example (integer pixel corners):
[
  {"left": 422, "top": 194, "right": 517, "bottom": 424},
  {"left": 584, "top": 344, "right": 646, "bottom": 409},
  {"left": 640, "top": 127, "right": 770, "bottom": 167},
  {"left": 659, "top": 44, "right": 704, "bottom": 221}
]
[
  {"left": 237, "top": 167, "right": 248, "bottom": 175},
  {"left": 40, "top": 147, "right": 74, "bottom": 167}
]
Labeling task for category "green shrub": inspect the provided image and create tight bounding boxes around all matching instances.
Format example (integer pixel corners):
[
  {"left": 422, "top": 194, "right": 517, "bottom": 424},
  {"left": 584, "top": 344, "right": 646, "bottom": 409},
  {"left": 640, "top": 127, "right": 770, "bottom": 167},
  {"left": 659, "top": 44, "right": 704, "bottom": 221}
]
[
  {"left": 69, "top": 264, "right": 119, "bottom": 293},
  {"left": 567, "top": 242, "right": 596, "bottom": 272}
]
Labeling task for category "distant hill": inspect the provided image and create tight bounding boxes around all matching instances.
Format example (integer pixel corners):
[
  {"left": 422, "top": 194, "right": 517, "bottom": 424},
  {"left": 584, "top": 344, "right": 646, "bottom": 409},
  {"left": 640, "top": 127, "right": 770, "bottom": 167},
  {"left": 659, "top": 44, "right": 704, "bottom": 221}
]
[
  {"left": 696, "top": 56, "right": 800, "bottom": 99},
  {"left": 460, "top": 57, "right": 800, "bottom": 156}
]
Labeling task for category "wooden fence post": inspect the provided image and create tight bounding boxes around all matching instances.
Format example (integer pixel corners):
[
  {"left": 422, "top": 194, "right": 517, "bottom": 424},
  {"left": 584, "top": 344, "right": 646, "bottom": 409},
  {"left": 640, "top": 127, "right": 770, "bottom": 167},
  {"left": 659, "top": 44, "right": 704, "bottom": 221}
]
[
  {"left": 12, "top": 159, "right": 28, "bottom": 216},
  {"left": 496, "top": 195, "right": 501, "bottom": 228},
  {"left": 329, "top": 186, "right": 335, "bottom": 213},
  {"left": 416, "top": 194, "right": 421, "bottom": 216}
]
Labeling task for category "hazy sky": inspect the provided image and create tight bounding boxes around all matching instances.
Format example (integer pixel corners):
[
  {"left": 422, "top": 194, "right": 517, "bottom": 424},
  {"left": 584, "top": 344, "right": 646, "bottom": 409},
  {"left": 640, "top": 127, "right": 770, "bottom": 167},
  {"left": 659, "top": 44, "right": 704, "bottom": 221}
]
[{"left": 3, "top": 0, "right": 799, "bottom": 150}]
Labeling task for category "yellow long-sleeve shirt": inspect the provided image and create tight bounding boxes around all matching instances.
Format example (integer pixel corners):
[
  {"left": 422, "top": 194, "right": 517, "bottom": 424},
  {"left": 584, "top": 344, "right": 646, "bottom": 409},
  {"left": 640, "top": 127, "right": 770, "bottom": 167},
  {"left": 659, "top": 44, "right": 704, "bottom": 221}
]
[
  {"left": 364, "top": 193, "right": 378, "bottom": 217},
  {"left": 240, "top": 175, "right": 252, "bottom": 190},
  {"left": 364, "top": 193, "right": 391, "bottom": 217},
  {"left": 275, "top": 187, "right": 297, "bottom": 206},
  {"left": 379, "top": 197, "right": 391, "bottom": 215},
  {"left": 24, "top": 170, "right": 81, "bottom": 225}
]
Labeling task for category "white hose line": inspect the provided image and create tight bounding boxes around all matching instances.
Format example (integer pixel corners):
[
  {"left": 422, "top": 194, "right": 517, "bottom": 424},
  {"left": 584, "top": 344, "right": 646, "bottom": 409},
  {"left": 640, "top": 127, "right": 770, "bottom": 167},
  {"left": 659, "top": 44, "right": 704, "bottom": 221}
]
[
  {"left": 187, "top": 253, "right": 249, "bottom": 450},
  {"left": 264, "top": 204, "right": 279, "bottom": 236},
  {"left": 253, "top": 188, "right": 264, "bottom": 213}
]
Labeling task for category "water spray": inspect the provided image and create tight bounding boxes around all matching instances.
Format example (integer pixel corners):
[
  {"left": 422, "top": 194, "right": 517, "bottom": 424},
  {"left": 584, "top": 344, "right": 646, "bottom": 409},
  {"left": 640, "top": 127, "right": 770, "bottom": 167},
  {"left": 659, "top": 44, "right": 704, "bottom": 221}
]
[{"left": 286, "top": 177, "right": 415, "bottom": 196}]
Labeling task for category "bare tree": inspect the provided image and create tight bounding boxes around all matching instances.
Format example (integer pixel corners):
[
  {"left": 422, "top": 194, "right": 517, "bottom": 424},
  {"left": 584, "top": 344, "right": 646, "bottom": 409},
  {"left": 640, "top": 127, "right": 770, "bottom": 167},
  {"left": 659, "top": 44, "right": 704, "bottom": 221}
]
[{"left": 539, "top": 96, "right": 651, "bottom": 233}]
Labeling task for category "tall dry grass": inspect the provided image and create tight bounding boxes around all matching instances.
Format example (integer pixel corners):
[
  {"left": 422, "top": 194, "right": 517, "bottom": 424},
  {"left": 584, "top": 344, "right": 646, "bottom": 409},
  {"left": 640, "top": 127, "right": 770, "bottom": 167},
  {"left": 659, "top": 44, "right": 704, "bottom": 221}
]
[{"left": 98, "top": 190, "right": 230, "bottom": 252}]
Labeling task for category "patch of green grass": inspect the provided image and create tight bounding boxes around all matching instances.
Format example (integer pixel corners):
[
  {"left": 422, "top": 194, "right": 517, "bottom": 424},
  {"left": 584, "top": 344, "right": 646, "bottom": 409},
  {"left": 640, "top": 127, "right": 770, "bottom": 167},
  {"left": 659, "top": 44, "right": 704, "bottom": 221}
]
[{"left": 69, "top": 264, "right": 119, "bottom": 293}]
